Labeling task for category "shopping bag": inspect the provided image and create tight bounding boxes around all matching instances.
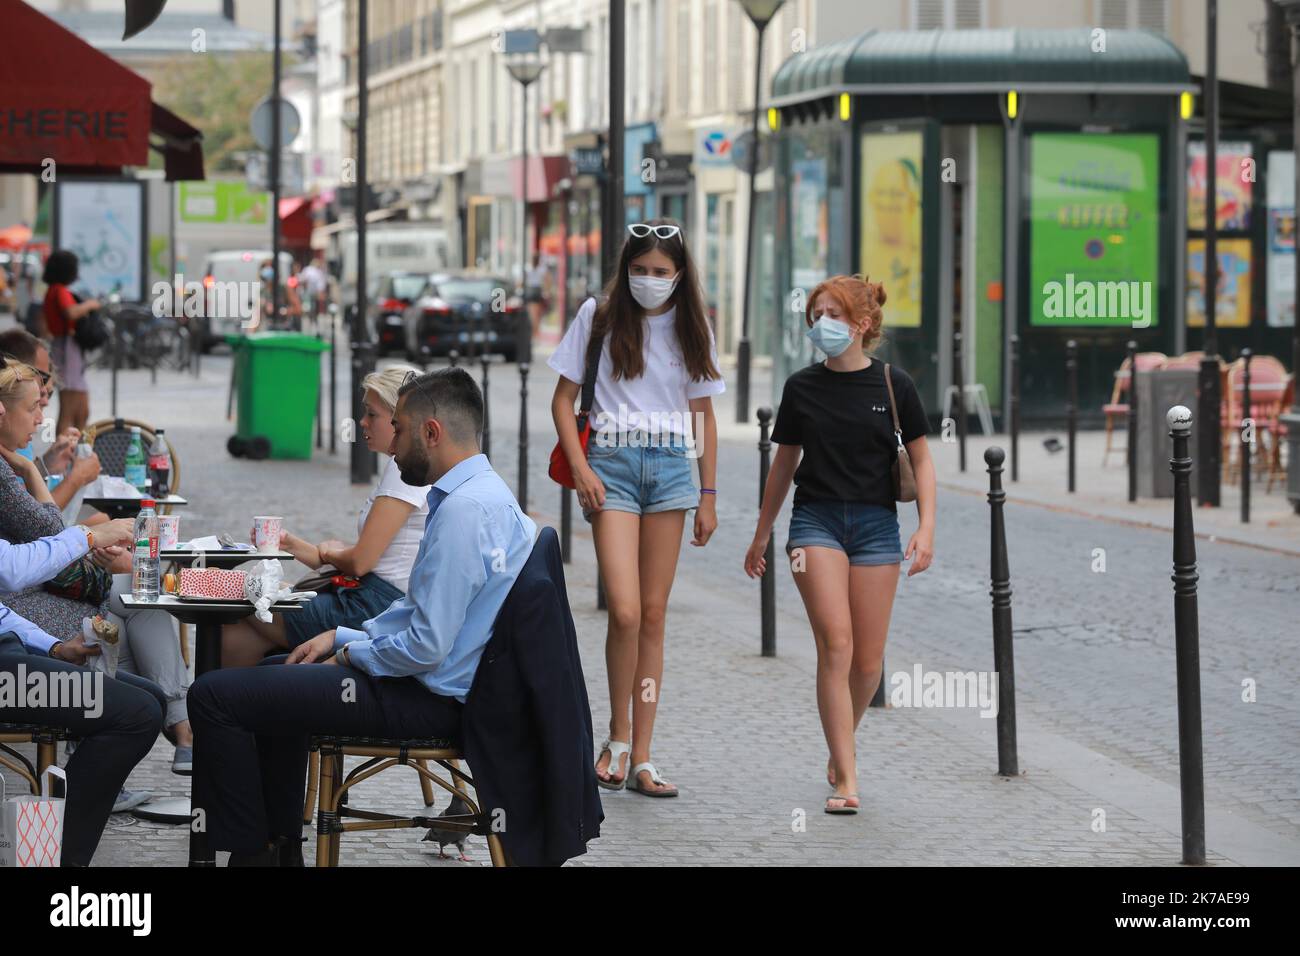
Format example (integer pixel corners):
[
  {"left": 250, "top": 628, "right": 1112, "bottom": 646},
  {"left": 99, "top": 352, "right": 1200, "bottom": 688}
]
[{"left": 0, "top": 766, "right": 67, "bottom": 867}]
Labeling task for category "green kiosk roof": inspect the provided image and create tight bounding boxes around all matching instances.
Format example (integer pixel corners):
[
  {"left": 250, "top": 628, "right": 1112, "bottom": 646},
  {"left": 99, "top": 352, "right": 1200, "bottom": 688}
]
[{"left": 771, "top": 28, "right": 1193, "bottom": 106}]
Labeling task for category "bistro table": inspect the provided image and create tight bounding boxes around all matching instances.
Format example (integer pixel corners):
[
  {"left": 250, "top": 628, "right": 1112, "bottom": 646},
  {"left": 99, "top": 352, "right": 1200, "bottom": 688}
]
[
  {"left": 121, "top": 555, "right": 304, "bottom": 866},
  {"left": 83, "top": 493, "right": 188, "bottom": 520},
  {"left": 161, "top": 547, "right": 294, "bottom": 570}
]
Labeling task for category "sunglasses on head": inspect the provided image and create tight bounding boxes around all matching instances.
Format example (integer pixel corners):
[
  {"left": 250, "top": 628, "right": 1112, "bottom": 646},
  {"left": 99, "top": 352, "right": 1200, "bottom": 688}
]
[
  {"left": 0, "top": 353, "right": 50, "bottom": 386},
  {"left": 627, "top": 223, "right": 681, "bottom": 240}
]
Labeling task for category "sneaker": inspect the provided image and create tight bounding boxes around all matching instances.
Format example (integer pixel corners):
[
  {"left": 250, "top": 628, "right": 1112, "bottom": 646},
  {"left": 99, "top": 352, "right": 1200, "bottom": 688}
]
[
  {"left": 112, "top": 788, "right": 152, "bottom": 813},
  {"left": 172, "top": 745, "right": 193, "bottom": 776}
]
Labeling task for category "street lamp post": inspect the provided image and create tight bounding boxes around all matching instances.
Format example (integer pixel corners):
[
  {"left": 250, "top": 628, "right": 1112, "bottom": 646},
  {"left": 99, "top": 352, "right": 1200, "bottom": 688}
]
[
  {"left": 350, "top": 0, "right": 375, "bottom": 485},
  {"left": 734, "top": 0, "right": 784, "bottom": 425},
  {"left": 1275, "top": 0, "right": 1300, "bottom": 513},
  {"left": 506, "top": 36, "right": 546, "bottom": 369},
  {"left": 1198, "top": 0, "right": 1223, "bottom": 507}
]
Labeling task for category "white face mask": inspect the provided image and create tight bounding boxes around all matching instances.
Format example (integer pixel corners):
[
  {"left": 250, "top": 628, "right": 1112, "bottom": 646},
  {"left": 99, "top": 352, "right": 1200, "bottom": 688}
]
[{"left": 628, "top": 272, "right": 679, "bottom": 310}]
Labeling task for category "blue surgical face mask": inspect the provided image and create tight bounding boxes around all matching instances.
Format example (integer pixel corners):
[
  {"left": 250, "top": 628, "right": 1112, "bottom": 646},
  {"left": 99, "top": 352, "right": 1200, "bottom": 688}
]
[
  {"left": 806, "top": 316, "right": 855, "bottom": 357},
  {"left": 261, "top": 267, "right": 274, "bottom": 281}
]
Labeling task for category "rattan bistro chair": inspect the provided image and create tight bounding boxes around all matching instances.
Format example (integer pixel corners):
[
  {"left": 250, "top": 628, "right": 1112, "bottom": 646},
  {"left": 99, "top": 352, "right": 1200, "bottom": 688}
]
[
  {"left": 310, "top": 733, "right": 509, "bottom": 867},
  {"left": 0, "top": 723, "right": 66, "bottom": 795}
]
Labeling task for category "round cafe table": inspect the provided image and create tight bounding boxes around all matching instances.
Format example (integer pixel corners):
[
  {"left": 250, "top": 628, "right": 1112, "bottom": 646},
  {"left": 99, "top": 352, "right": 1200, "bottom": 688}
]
[
  {"left": 118, "top": 590, "right": 305, "bottom": 866},
  {"left": 82, "top": 493, "right": 188, "bottom": 520}
]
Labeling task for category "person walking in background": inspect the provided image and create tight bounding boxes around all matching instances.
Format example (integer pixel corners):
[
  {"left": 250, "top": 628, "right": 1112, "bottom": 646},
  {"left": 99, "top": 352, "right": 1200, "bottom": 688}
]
[
  {"left": 744, "top": 275, "right": 936, "bottom": 815},
  {"left": 526, "top": 254, "right": 549, "bottom": 341},
  {"left": 549, "top": 219, "right": 723, "bottom": 798},
  {"left": 41, "top": 250, "right": 98, "bottom": 435}
]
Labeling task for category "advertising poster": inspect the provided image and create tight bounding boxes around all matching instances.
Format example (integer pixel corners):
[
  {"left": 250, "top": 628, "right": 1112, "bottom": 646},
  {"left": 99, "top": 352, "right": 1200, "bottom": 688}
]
[
  {"left": 1188, "top": 140, "right": 1253, "bottom": 232},
  {"left": 1029, "top": 132, "right": 1160, "bottom": 328},
  {"left": 178, "top": 181, "right": 269, "bottom": 225},
  {"left": 859, "top": 131, "right": 922, "bottom": 328},
  {"left": 55, "top": 179, "right": 145, "bottom": 301},
  {"left": 1186, "top": 238, "right": 1252, "bottom": 328},
  {"left": 791, "top": 157, "right": 827, "bottom": 291},
  {"left": 1266, "top": 150, "right": 1295, "bottom": 328}
]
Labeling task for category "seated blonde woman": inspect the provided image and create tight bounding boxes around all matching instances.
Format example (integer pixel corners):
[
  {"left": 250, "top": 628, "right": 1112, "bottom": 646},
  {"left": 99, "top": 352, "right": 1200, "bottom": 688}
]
[{"left": 221, "top": 366, "right": 431, "bottom": 667}]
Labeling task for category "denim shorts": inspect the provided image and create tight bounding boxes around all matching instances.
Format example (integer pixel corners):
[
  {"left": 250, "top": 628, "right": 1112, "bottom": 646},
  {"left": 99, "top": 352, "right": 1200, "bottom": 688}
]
[
  {"left": 785, "top": 500, "right": 903, "bottom": 566},
  {"left": 584, "top": 432, "right": 698, "bottom": 520},
  {"left": 282, "top": 572, "right": 404, "bottom": 648}
]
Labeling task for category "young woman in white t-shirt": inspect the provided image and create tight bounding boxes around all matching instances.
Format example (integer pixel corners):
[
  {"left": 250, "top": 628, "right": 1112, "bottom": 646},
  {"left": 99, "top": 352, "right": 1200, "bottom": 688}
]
[
  {"left": 549, "top": 219, "right": 724, "bottom": 798},
  {"left": 220, "top": 366, "right": 432, "bottom": 667}
]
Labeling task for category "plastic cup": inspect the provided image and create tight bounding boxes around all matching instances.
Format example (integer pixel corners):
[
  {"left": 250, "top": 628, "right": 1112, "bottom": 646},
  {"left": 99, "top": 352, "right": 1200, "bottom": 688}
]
[
  {"left": 252, "top": 516, "right": 283, "bottom": 553},
  {"left": 158, "top": 515, "right": 180, "bottom": 551}
]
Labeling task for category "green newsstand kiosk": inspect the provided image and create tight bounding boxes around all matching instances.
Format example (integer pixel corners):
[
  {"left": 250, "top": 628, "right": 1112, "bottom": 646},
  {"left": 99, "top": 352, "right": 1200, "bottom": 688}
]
[{"left": 767, "top": 28, "right": 1195, "bottom": 428}]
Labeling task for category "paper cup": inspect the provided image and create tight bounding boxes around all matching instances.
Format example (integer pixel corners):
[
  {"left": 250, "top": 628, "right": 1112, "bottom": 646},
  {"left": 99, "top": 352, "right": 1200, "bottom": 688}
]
[
  {"left": 158, "top": 515, "right": 180, "bottom": 551},
  {"left": 252, "top": 516, "right": 283, "bottom": 553}
]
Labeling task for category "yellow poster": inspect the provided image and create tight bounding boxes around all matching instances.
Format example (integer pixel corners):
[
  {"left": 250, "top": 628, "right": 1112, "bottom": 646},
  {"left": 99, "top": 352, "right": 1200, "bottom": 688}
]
[
  {"left": 860, "top": 131, "right": 923, "bottom": 328},
  {"left": 1186, "top": 238, "right": 1252, "bottom": 328}
]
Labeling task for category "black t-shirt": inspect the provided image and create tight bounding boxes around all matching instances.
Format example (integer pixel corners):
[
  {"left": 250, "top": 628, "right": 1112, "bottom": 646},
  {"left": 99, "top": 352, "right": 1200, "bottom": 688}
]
[{"left": 770, "top": 360, "right": 929, "bottom": 510}]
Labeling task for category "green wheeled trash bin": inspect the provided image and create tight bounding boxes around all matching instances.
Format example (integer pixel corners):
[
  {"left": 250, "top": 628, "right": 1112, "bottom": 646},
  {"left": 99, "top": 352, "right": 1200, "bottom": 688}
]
[{"left": 226, "top": 333, "right": 330, "bottom": 460}]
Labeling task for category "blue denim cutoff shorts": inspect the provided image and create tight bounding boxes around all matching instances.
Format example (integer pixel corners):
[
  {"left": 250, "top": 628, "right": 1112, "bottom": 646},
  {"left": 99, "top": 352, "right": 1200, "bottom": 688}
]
[
  {"left": 785, "top": 500, "right": 904, "bottom": 566},
  {"left": 584, "top": 431, "right": 698, "bottom": 520}
]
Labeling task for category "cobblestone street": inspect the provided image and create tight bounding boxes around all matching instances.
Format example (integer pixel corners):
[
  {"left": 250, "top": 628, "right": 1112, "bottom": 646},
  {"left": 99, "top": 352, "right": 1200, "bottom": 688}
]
[{"left": 4, "top": 335, "right": 1298, "bottom": 866}]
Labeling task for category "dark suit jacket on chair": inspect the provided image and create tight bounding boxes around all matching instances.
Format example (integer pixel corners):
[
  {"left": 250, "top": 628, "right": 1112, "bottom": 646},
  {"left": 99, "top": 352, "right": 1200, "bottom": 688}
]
[{"left": 462, "top": 526, "right": 603, "bottom": 866}]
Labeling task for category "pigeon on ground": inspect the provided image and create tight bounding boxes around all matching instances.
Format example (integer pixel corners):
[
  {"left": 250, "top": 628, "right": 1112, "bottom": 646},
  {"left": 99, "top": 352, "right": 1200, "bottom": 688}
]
[{"left": 422, "top": 794, "right": 473, "bottom": 861}]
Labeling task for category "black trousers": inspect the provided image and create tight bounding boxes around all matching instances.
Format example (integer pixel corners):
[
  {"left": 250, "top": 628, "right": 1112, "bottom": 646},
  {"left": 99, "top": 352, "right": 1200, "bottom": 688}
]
[
  {"left": 187, "top": 660, "right": 463, "bottom": 854},
  {"left": 0, "top": 632, "right": 164, "bottom": 866}
]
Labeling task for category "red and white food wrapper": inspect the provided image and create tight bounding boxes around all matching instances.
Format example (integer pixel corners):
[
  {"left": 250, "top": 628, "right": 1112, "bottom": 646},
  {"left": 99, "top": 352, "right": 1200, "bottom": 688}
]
[
  {"left": 0, "top": 766, "right": 66, "bottom": 867},
  {"left": 180, "top": 567, "right": 247, "bottom": 600}
]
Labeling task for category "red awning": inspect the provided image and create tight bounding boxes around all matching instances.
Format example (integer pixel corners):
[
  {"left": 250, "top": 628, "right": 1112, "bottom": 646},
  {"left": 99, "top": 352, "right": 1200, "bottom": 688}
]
[
  {"left": 278, "top": 196, "right": 313, "bottom": 245},
  {"left": 0, "top": 0, "right": 203, "bottom": 180}
]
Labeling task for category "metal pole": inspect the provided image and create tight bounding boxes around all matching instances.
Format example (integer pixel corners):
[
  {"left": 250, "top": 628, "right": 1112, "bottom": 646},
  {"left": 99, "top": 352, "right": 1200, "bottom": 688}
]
[
  {"left": 518, "top": 363, "right": 529, "bottom": 511},
  {"left": 1168, "top": 404, "right": 1206, "bottom": 865},
  {"left": 736, "top": 20, "right": 766, "bottom": 425},
  {"left": 350, "top": 0, "right": 376, "bottom": 484},
  {"left": 1199, "top": 0, "right": 1222, "bottom": 507},
  {"left": 985, "top": 446, "right": 1019, "bottom": 776},
  {"left": 480, "top": 353, "right": 491, "bottom": 459},
  {"left": 757, "top": 407, "right": 775, "bottom": 657},
  {"left": 1009, "top": 333, "right": 1020, "bottom": 482},
  {"left": 954, "top": 328, "right": 967, "bottom": 472},
  {"left": 271, "top": 0, "right": 283, "bottom": 321},
  {"left": 603, "top": 1, "right": 625, "bottom": 286},
  {"left": 1127, "top": 340, "right": 1138, "bottom": 503},
  {"left": 1066, "top": 339, "right": 1077, "bottom": 493},
  {"left": 329, "top": 303, "right": 337, "bottom": 454},
  {"left": 1240, "top": 348, "right": 1251, "bottom": 523},
  {"left": 520, "top": 76, "right": 530, "bottom": 344}
]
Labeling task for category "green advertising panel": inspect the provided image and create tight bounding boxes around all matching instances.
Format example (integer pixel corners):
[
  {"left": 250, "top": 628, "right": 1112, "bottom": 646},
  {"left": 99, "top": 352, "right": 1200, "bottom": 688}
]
[
  {"left": 178, "top": 181, "right": 270, "bottom": 225},
  {"left": 1029, "top": 132, "right": 1160, "bottom": 328}
]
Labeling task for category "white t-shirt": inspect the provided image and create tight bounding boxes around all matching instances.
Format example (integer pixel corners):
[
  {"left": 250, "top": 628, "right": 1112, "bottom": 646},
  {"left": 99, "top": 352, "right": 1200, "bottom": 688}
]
[
  {"left": 357, "top": 455, "right": 431, "bottom": 593},
  {"left": 547, "top": 298, "right": 726, "bottom": 438}
]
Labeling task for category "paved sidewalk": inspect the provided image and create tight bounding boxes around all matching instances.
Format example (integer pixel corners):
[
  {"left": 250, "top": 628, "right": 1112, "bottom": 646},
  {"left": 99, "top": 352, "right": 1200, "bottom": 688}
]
[{"left": 2, "top": 339, "right": 1296, "bottom": 865}]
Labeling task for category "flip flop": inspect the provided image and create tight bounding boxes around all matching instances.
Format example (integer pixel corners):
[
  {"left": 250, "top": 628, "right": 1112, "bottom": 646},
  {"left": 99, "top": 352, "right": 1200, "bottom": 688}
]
[
  {"left": 627, "top": 761, "right": 679, "bottom": 798},
  {"left": 824, "top": 793, "right": 860, "bottom": 815},
  {"left": 595, "top": 738, "right": 631, "bottom": 791}
]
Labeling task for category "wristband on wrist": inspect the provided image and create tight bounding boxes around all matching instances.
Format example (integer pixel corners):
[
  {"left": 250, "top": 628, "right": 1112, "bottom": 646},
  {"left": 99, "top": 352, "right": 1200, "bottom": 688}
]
[
  {"left": 48, "top": 641, "right": 62, "bottom": 659},
  {"left": 699, "top": 488, "right": 717, "bottom": 495}
]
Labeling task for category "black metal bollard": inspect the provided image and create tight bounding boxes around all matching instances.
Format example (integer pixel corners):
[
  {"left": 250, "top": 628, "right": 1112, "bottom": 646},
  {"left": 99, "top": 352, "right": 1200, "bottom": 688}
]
[
  {"left": 596, "top": 563, "right": 607, "bottom": 610},
  {"left": 448, "top": 348, "right": 459, "bottom": 369},
  {"left": 1168, "top": 405, "right": 1207, "bottom": 865},
  {"left": 328, "top": 305, "right": 337, "bottom": 455},
  {"left": 757, "top": 408, "right": 776, "bottom": 658},
  {"left": 1240, "top": 349, "right": 1251, "bottom": 524},
  {"left": 1127, "top": 340, "right": 1138, "bottom": 503},
  {"left": 518, "top": 363, "right": 529, "bottom": 512},
  {"left": 985, "top": 446, "right": 1019, "bottom": 776},
  {"left": 954, "top": 329, "right": 967, "bottom": 473},
  {"left": 560, "top": 485, "right": 572, "bottom": 563},
  {"left": 1066, "top": 339, "right": 1078, "bottom": 493},
  {"left": 1009, "top": 333, "right": 1020, "bottom": 482},
  {"left": 480, "top": 353, "right": 491, "bottom": 460}
]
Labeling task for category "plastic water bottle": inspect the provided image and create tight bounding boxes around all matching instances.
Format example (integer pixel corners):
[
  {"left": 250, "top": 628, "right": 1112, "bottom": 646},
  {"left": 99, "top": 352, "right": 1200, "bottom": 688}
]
[
  {"left": 124, "top": 426, "right": 148, "bottom": 492},
  {"left": 131, "top": 499, "right": 160, "bottom": 601},
  {"left": 148, "top": 429, "right": 171, "bottom": 498}
]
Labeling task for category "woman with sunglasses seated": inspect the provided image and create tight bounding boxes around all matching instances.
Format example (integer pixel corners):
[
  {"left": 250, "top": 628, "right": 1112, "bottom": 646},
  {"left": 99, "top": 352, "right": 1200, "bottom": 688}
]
[
  {"left": 0, "top": 359, "right": 192, "bottom": 784},
  {"left": 220, "top": 366, "right": 432, "bottom": 666}
]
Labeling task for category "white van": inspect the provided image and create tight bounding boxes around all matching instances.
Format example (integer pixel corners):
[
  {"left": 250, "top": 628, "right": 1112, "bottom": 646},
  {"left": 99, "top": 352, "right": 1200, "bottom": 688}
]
[{"left": 199, "top": 250, "right": 295, "bottom": 347}]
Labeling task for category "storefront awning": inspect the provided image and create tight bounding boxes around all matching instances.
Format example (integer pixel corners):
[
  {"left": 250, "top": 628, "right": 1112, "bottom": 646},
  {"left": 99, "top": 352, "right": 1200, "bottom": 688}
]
[
  {"left": 771, "top": 28, "right": 1193, "bottom": 107},
  {"left": 0, "top": 0, "right": 203, "bottom": 180}
]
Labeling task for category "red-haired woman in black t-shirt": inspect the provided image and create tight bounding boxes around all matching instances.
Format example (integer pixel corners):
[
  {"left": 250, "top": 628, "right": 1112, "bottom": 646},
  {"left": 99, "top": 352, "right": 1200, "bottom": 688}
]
[{"left": 745, "top": 275, "right": 936, "bottom": 815}]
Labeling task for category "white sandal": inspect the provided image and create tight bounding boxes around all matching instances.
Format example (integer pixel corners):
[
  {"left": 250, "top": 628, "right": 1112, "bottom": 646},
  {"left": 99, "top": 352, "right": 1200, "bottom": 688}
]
[
  {"left": 596, "top": 739, "right": 631, "bottom": 790},
  {"left": 627, "top": 761, "right": 679, "bottom": 798}
]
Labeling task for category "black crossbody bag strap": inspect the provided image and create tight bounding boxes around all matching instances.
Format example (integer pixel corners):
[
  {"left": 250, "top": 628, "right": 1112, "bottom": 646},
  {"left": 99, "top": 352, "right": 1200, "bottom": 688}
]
[{"left": 577, "top": 297, "right": 605, "bottom": 424}]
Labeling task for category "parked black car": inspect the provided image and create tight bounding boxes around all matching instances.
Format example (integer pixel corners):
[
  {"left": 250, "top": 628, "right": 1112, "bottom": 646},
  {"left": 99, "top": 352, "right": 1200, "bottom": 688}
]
[
  {"left": 371, "top": 271, "right": 433, "bottom": 356},
  {"left": 401, "top": 272, "right": 525, "bottom": 362}
]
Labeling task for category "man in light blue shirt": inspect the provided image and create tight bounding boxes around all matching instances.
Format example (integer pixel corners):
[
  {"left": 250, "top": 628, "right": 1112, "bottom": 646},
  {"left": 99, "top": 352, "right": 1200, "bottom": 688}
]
[{"left": 188, "top": 367, "right": 537, "bottom": 864}]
